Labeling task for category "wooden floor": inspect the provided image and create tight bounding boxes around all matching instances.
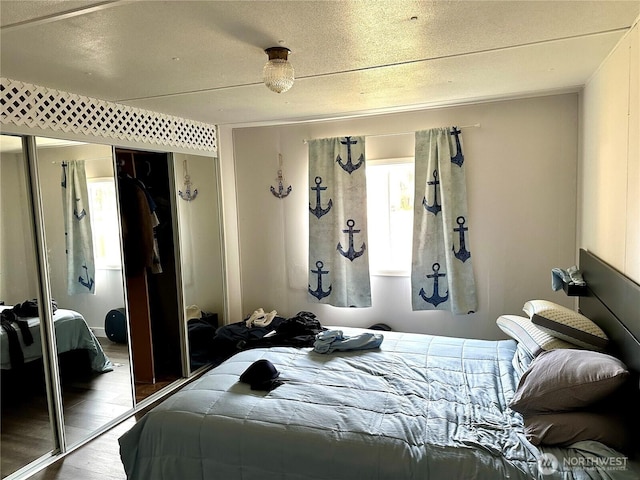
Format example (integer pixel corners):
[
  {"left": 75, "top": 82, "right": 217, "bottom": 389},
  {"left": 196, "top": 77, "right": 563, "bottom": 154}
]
[
  {"left": 29, "top": 406, "right": 154, "bottom": 480},
  {"left": 29, "top": 417, "right": 134, "bottom": 480},
  {"left": 1, "top": 339, "right": 179, "bottom": 479}
]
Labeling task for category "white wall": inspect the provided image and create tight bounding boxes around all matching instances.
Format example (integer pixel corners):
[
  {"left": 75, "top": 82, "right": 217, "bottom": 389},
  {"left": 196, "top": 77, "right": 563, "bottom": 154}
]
[
  {"left": 0, "top": 149, "right": 39, "bottom": 304},
  {"left": 580, "top": 22, "right": 639, "bottom": 282},
  {"left": 231, "top": 94, "right": 579, "bottom": 339},
  {"left": 218, "top": 125, "right": 243, "bottom": 323}
]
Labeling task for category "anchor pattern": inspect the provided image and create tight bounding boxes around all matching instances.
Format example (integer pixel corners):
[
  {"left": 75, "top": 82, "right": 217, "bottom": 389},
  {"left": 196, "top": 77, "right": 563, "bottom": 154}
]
[
  {"left": 61, "top": 161, "right": 68, "bottom": 188},
  {"left": 452, "top": 216, "right": 471, "bottom": 262},
  {"left": 74, "top": 198, "right": 87, "bottom": 220},
  {"left": 78, "top": 264, "right": 94, "bottom": 291},
  {"left": 309, "top": 176, "right": 333, "bottom": 218},
  {"left": 450, "top": 126, "right": 464, "bottom": 167},
  {"left": 336, "top": 136, "right": 364, "bottom": 174},
  {"left": 337, "top": 219, "right": 366, "bottom": 262},
  {"left": 422, "top": 169, "right": 442, "bottom": 215},
  {"left": 308, "top": 261, "right": 332, "bottom": 300},
  {"left": 418, "top": 263, "right": 449, "bottom": 307}
]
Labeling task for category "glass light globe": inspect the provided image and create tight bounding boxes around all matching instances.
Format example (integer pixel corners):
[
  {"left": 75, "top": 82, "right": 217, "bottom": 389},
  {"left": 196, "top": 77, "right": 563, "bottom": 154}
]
[{"left": 263, "top": 59, "right": 295, "bottom": 93}]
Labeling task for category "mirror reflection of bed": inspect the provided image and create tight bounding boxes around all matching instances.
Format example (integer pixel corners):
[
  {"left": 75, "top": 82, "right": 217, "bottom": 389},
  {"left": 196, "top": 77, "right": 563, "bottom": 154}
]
[{"left": 1, "top": 305, "right": 131, "bottom": 446}]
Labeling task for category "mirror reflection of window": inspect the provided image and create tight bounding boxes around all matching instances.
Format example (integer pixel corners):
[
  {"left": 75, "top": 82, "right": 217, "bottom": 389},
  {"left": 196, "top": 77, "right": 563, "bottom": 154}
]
[{"left": 88, "top": 178, "right": 121, "bottom": 271}]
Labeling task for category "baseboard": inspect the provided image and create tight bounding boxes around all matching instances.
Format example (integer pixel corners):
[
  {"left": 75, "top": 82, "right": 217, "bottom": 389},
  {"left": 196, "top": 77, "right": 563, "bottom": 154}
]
[{"left": 92, "top": 327, "right": 107, "bottom": 338}]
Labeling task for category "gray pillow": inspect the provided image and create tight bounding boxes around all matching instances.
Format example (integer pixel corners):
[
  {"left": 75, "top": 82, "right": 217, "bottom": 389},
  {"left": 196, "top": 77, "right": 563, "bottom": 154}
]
[
  {"left": 509, "top": 349, "right": 629, "bottom": 415},
  {"left": 524, "top": 411, "right": 629, "bottom": 452},
  {"left": 522, "top": 300, "right": 608, "bottom": 350}
]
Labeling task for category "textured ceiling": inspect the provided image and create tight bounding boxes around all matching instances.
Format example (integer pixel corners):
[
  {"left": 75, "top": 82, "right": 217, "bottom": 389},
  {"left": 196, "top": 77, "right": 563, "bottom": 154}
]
[{"left": 1, "top": 0, "right": 639, "bottom": 126}]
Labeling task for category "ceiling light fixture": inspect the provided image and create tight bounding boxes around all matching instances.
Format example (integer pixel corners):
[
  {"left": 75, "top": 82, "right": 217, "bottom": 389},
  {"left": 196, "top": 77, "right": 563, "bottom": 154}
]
[{"left": 263, "top": 47, "right": 294, "bottom": 94}]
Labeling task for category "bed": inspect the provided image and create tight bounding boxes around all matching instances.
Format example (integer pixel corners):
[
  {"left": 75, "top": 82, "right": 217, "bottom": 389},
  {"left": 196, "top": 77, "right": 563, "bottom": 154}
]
[
  {"left": 0, "top": 305, "right": 112, "bottom": 373},
  {"left": 118, "top": 249, "right": 639, "bottom": 479}
]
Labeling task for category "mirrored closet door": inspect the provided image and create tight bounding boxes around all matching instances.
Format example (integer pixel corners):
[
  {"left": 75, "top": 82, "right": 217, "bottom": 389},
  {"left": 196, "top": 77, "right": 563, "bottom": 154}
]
[
  {"left": 0, "top": 134, "right": 55, "bottom": 477},
  {"left": 0, "top": 133, "right": 225, "bottom": 477},
  {"left": 173, "top": 153, "right": 225, "bottom": 374},
  {"left": 33, "top": 137, "right": 135, "bottom": 448}
]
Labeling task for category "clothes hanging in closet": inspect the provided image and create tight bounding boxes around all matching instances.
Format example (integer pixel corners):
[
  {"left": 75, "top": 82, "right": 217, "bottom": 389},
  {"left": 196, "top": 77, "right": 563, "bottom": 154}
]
[{"left": 118, "top": 174, "right": 156, "bottom": 277}]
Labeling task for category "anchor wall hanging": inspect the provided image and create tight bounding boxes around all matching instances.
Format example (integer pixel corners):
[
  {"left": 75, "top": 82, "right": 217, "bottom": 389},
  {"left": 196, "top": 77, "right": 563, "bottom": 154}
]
[
  {"left": 270, "top": 153, "right": 292, "bottom": 199},
  {"left": 178, "top": 158, "right": 198, "bottom": 201}
]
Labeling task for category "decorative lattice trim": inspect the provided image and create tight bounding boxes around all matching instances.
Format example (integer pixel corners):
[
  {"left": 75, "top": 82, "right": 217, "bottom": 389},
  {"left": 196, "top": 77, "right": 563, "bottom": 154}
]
[{"left": 0, "top": 77, "right": 216, "bottom": 153}]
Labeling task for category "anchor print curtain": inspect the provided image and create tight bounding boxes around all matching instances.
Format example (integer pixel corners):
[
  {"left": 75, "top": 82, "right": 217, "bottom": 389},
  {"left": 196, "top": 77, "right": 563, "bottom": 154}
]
[
  {"left": 411, "top": 127, "right": 477, "bottom": 314},
  {"left": 308, "top": 136, "right": 371, "bottom": 307},
  {"left": 61, "top": 160, "right": 96, "bottom": 295}
]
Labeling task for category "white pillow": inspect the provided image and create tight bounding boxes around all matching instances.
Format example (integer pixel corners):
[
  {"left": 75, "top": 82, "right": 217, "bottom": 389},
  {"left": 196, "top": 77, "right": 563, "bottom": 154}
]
[
  {"left": 523, "top": 300, "right": 608, "bottom": 350},
  {"left": 496, "top": 315, "right": 576, "bottom": 357}
]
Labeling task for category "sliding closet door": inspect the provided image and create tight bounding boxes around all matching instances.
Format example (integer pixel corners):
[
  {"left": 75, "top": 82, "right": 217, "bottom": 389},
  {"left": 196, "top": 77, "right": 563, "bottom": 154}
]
[
  {"left": 173, "top": 153, "right": 225, "bottom": 373},
  {"left": 0, "top": 135, "right": 55, "bottom": 477},
  {"left": 33, "top": 138, "right": 134, "bottom": 448}
]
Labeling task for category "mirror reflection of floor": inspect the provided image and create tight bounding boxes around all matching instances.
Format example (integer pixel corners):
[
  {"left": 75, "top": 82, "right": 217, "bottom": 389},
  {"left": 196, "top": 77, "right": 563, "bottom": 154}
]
[
  {"left": 27, "top": 401, "right": 163, "bottom": 480},
  {"left": 134, "top": 375, "right": 178, "bottom": 403},
  {"left": 0, "top": 339, "right": 132, "bottom": 475},
  {"left": 64, "top": 340, "right": 133, "bottom": 446}
]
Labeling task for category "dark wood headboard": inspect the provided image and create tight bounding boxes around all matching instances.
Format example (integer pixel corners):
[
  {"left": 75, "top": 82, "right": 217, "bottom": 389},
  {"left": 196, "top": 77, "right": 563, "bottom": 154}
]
[{"left": 579, "top": 248, "right": 640, "bottom": 373}]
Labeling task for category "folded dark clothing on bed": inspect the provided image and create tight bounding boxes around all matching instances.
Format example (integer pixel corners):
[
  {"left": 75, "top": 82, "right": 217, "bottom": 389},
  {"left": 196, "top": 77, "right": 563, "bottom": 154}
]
[
  {"left": 0, "top": 318, "right": 24, "bottom": 368},
  {"left": 1, "top": 308, "right": 33, "bottom": 346},
  {"left": 210, "top": 311, "right": 327, "bottom": 363},
  {"left": 245, "top": 311, "right": 326, "bottom": 349},
  {"left": 4, "top": 299, "right": 59, "bottom": 348},
  {"left": 210, "top": 316, "right": 287, "bottom": 364},
  {"left": 12, "top": 298, "right": 58, "bottom": 317}
]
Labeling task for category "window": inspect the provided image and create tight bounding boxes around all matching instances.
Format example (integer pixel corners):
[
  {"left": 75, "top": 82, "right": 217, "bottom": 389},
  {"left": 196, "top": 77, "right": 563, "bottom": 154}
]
[
  {"left": 87, "top": 177, "right": 121, "bottom": 270},
  {"left": 366, "top": 157, "right": 414, "bottom": 276}
]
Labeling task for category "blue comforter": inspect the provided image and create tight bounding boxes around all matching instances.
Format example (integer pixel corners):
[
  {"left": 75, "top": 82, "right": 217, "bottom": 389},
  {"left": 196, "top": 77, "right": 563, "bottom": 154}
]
[
  {"left": 119, "top": 328, "right": 634, "bottom": 479},
  {"left": 0, "top": 306, "right": 112, "bottom": 372}
]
